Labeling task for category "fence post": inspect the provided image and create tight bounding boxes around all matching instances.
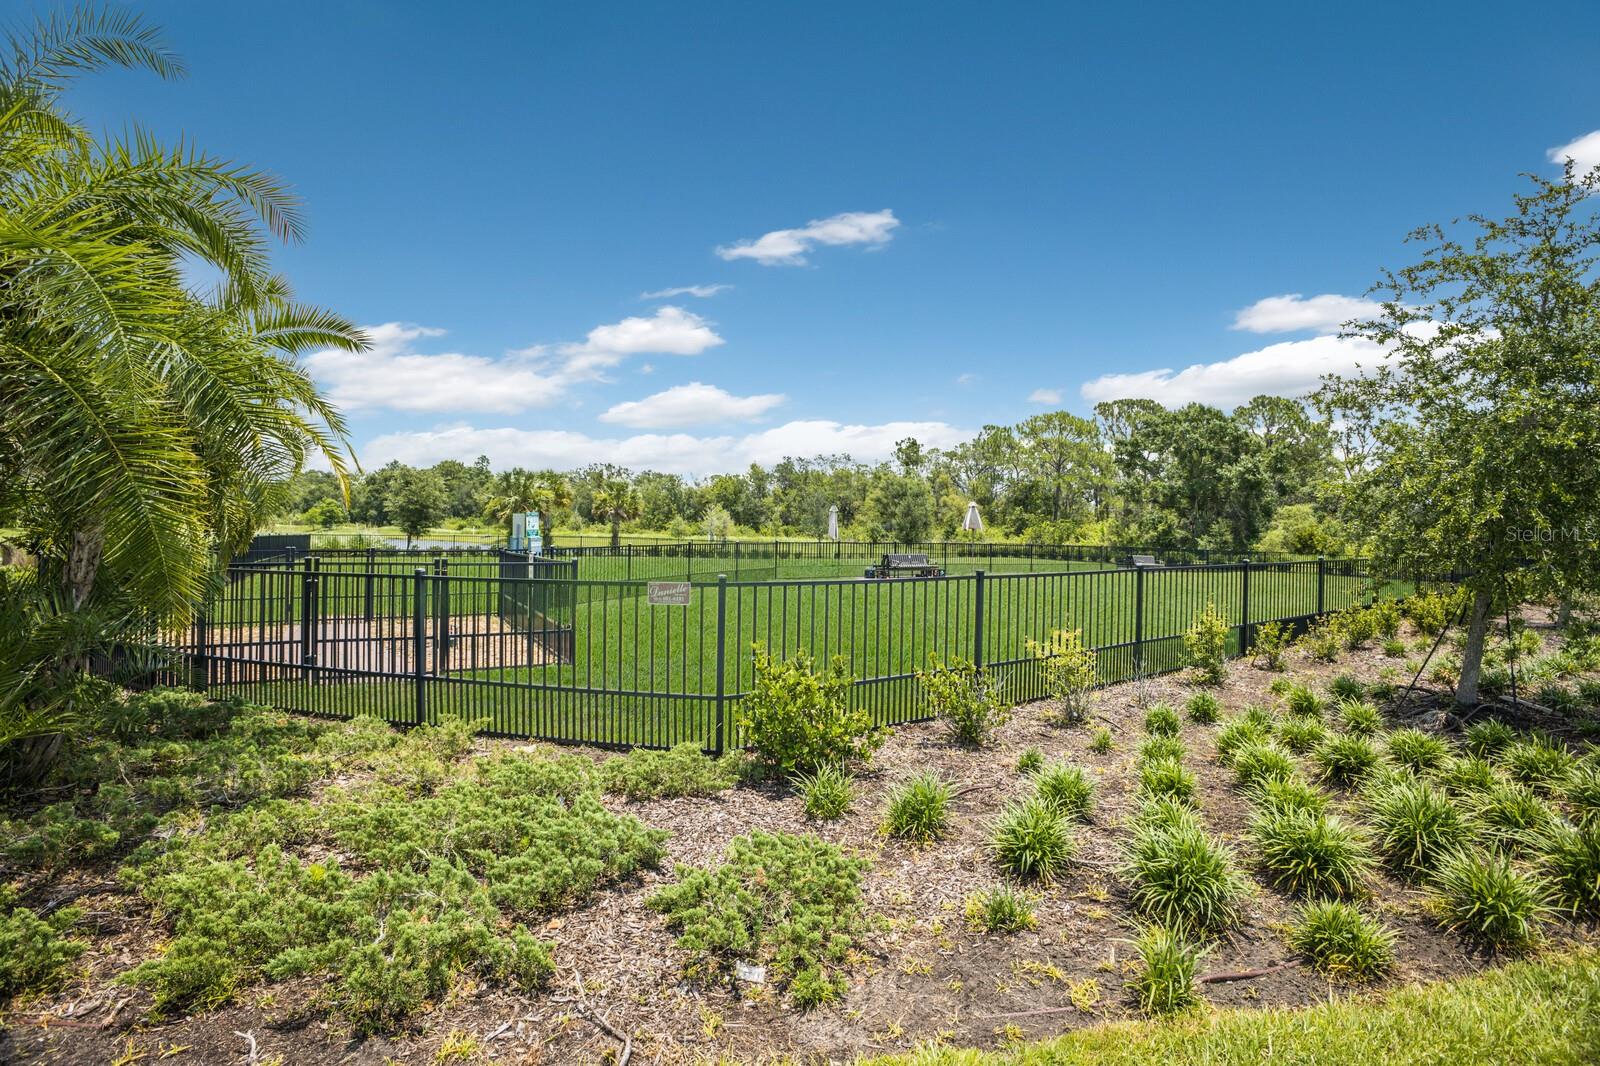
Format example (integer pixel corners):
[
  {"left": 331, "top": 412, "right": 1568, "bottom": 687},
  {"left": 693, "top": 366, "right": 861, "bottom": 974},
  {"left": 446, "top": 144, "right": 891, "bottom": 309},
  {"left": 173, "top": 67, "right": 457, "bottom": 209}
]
[
  {"left": 193, "top": 610, "right": 210, "bottom": 693},
  {"left": 434, "top": 557, "right": 450, "bottom": 671},
  {"left": 1240, "top": 558, "right": 1252, "bottom": 655},
  {"left": 300, "top": 556, "right": 318, "bottom": 671},
  {"left": 973, "top": 569, "right": 986, "bottom": 670},
  {"left": 1133, "top": 565, "right": 1146, "bottom": 676},
  {"left": 1316, "top": 555, "right": 1326, "bottom": 615},
  {"left": 412, "top": 567, "right": 428, "bottom": 727},
  {"left": 713, "top": 574, "right": 728, "bottom": 756}
]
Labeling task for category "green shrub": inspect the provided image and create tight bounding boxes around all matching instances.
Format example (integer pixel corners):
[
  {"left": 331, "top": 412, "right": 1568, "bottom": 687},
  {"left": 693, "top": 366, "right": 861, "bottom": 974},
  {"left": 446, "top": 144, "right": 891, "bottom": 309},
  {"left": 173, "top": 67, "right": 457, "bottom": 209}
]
[
  {"left": 739, "top": 647, "right": 885, "bottom": 775},
  {"left": 1028, "top": 627, "right": 1098, "bottom": 725},
  {"left": 1370, "top": 600, "right": 1403, "bottom": 640},
  {"left": 0, "top": 899, "right": 85, "bottom": 999},
  {"left": 1404, "top": 587, "right": 1465, "bottom": 637},
  {"left": 795, "top": 764, "right": 853, "bottom": 820},
  {"left": 1016, "top": 747, "right": 1045, "bottom": 776},
  {"left": 1337, "top": 609, "right": 1380, "bottom": 651},
  {"left": 990, "top": 799, "right": 1076, "bottom": 881},
  {"left": 1268, "top": 676, "right": 1294, "bottom": 696},
  {"left": 1138, "top": 757, "right": 1197, "bottom": 805},
  {"left": 1328, "top": 674, "right": 1365, "bottom": 702},
  {"left": 884, "top": 772, "right": 952, "bottom": 842},
  {"left": 1139, "top": 735, "right": 1186, "bottom": 765},
  {"left": 1535, "top": 820, "right": 1600, "bottom": 917},
  {"left": 1464, "top": 719, "right": 1518, "bottom": 758},
  {"left": 1301, "top": 620, "right": 1343, "bottom": 663},
  {"left": 1253, "top": 620, "right": 1291, "bottom": 672},
  {"left": 647, "top": 830, "right": 866, "bottom": 1008},
  {"left": 1383, "top": 638, "right": 1407, "bottom": 657},
  {"left": 1366, "top": 778, "right": 1471, "bottom": 878},
  {"left": 1282, "top": 683, "right": 1326, "bottom": 719},
  {"left": 1214, "top": 718, "right": 1272, "bottom": 766},
  {"left": 1232, "top": 744, "right": 1297, "bottom": 790},
  {"left": 1289, "top": 900, "right": 1395, "bottom": 981},
  {"left": 918, "top": 653, "right": 1011, "bottom": 746},
  {"left": 1314, "top": 735, "right": 1381, "bottom": 787},
  {"left": 1185, "top": 691, "right": 1221, "bottom": 724},
  {"left": 1471, "top": 780, "right": 1556, "bottom": 846},
  {"left": 1502, "top": 735, "right": 1577, "bottom": 791},
  {"left": 1248, "top": 775, "right": 1328, "bottom": 817},
  {"left": 1386, "top": 729, "right": 1451, "bottom": 774},
  {"left": 1278, "top": 717, "right": 1329, "bottom": 755},
  {"left": 599, "top": 742, "right": 738, "bottom": 800},
  {"left": 1129, "top": 925, "right": 1202, "bottom": 1016},
  {"left": 1089, "top": 727, "right": 1114, "bottom": 754},
  {"left": 1033, "top": 763, "right": 1095, "bottom": 821},
  {"left": 1120, "top": 818, "right": 1243, "bottom": 933},
  {"left": 963, "top": 885, "right": 1037, "bottom": 933},
  {"left": 1144, "top": 703, "right": 1181, "bottom": 737},
  {"left": 1337, "top": 699, "right": 1382, "bottom": 736},
  {"left": 1429, "top": 848, "right": 1550, "bottom": 949},
  {"left": 1250, "top": 808, "right": 1373, "bottom": 898},
  {"left": 1183, "top": 602, "right": 1230, "bottom": 685}
]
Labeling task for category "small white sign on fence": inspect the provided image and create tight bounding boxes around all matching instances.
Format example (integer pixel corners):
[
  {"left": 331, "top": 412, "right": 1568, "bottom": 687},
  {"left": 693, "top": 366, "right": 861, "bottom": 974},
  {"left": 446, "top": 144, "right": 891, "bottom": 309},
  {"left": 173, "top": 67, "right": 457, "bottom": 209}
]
[{"left": 647, "top": 581, "right": 693, "bottom": 606}]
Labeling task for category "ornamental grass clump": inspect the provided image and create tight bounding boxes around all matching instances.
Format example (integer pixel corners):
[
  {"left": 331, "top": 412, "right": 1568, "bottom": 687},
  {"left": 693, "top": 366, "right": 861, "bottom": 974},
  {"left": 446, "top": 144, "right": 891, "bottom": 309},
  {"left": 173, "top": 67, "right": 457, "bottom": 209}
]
[
  {"left": 1471, "top": 780, "right": 1556, "bottom": 847},
  {"left": 1144, "top": 703, "right": 1182, "bottom": 737},
  {"left": 795, "top": 764, "right": 853, "bottom": 821},
  {"left": 1282, "top": 682, "right": 1326, "bottom": 719},
  {"left": 1278, "top": 717, "right": 1329, "bottom": 755},
  {"left": 1315, "top": 735, "right": 1381, "bottom": 788},
  {"left": 1032, "top": 763, "right": 1095, "bottom": 821},
  {"left": 1139, "top": 735, "right": 1186, "bottom": 765},
  {"left": 1289, "top": 900, "right": 1396, "bottom": 981},
  {"left": 1129, "top": 924, "right": 1203, "bottom": 1016},
  {"left": 1365, "top": 777, "right": 1472, "bottom": 878},
  {"left": 1534, "top": 820, "right": 1600, "bottom": 917},
  {"left": 1120, "top": 816, "right": 1243, "bottom": 933},
  {"left": 1250, "top": 808, "right": 1374, "bottom": 898},
  {"left": 1429, "top": 848, "right": 1550, "bottom": 950},
  {"left": 963, "top": 885, "right": 1038, "bottom": 933},
  {"left": 1232, "top": 743, "right": 1298, "bottom": 790},
  {"left": 1248, "top": 775, "right": 1329, "bottom": 818},
  {"left": 1501, "top": 735, "right": 1577, "bottom": 792},
  {"left": 1016, "top": 747, "right": 1045, "bottom": 776},
  {"left": 1215, "top": 718, "right": 1272, "bottom": 767},
  {"left": 1138, "top": 757, "right": 1197, "bottom": 805},
  {"left": 1385, "top": 728, "right": 1451, "bottom": 775},
  {"left": 884, "top": 772, "right": 952, "bottom": 843},
  {"left": 990, "top": 799, "right": 1076, "bottom": 881},
  {"left": 1185, "top": 691, "right": 1221, "bottom": 724},
  {"left": 1464, "top": 719, "right": 1518, "bottom": 759},
  {"left": 1337, "top": 699, "right": 1383, "bottom": 736}
]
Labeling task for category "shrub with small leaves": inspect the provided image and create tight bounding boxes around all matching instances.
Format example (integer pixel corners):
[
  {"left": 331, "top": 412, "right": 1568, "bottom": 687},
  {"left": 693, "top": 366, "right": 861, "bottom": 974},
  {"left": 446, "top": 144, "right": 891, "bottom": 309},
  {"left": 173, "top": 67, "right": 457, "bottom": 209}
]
[
  {"left": 1282, "top": 683, "right": 1326, "bottom": 719},
  {"left": 1403, "top": 587, "right": 1466, "bottom": 637},
  {"left": 963, "top": 886, "right": 1038, "bottom": 933},
  {"left": 647, "top": 830, "right": 866, "bottom": 1008},
  {"left": 1120, "top": 818, "right": 1243, "bottom": 932},
  {"left": 1250, "top": 808, "right": 1373, "bottom": 898},
  {"left": 1464, "top": 719, "right": 1518, "bottom": 759},
  {"left": 1385, "top": 729, "right": 1451, "bottom": 775},
  {"left": 1429, "top": 848, "right": 1550, "bottom": 949},
  {"left": 1138, "top": 757, "right": 1197, "bottom": 805},
  {"left": 599, "top": 743, "right": 738, "bottom": 800},
  {"left": 1033, "top": 763, "right": 1095, "bottom": 821},
  {"left": 1139, "top": 735, "right": 1186, "bottom": 765},
  {"left": 1278, "top": 717, "right": 1329, "bottom": 755},
  {"left": 1366, "top": 778, "right": 1471, "bottom": 877},
  {"left": 795, "top": 764, "right": 853, "bottom": 821},
  {"left": 1370, "top": 599, "right": 1403, "bottom": 640},
  {"left": 990, "top": 799, "right": 1076, "bottom": 881},
  {"left": 1185, "top": 691, "right": 1221, "bottom": 724},
  {"left": 884, "top": 772, "right": 952, "bottom": 843},
  {"left": 1028, "top": 627, "right": 1098, "bottom": 725},
  {"left": 1337, "top": 699, "right": 1382, "bottom": 736},
  {"left": 1329, "top": 674, "right": 1365, "bottom": 702},
  {"left": 1534, "top": 820, "right": 1600, "bottom": 917},
  {"left": 1315, "top": 735, "right": 1381, "bottom": 787},
  {"left": 1182, "top": 602, "right": 1231, "bottom": 685},
  {"left": 918, "top": 653, "right": 1011, "bottom": 747},
  {"left": 1089, "top": 727, "right": 1113, "bottom": 754},
  {"left": 1253, "top": 620, "right": 1291, "bottom": 672},
  {"left": 1232, "top": 743, "right": 1298, "bottom": 790},
  {"left": 1502, "top": 735, "right": 1577, "bottom": 792},
  {"left": 1215, "top": 719, "right": 1272, "bottom": 766},
  {"left": 740, "top": 647, "right": 885, "bottom": 775},
  {"left": 1144, "top": 703, "right": 1181, "bottom": 737},
  {"left": 1016, "top": 747, "right": 1045, "bottom": 776},
  {"left": 1290, "top": 900, "right": 1396, "bottom": 981},
  {"left": 0, "top": 901, "right": 85, "bottom": 999},
  {"left": 1337, "top": 608, "right": 1380, "bottom": 650},
  {"left": 1301, "top": 620, "right": 1343, "bottom": 663},
  {"left": 1129, "top": 924, "right": 1203, "bottom": 1016},
  {"left": 1248, "top": 775, "right": 1328, "bottom": 818}
]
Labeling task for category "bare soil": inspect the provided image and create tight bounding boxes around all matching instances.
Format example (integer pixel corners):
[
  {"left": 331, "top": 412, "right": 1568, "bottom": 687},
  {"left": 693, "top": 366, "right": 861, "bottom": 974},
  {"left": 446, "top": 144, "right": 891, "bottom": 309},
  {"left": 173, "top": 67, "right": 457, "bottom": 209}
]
[{"left": 4, "top": 616, "right": 1596, "bottom": 1065}]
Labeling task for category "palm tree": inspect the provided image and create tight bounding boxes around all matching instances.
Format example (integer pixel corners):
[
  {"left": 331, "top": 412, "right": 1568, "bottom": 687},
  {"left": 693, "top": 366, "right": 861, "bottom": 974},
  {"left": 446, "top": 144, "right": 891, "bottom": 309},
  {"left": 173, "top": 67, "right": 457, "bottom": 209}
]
[
  {"left": 0, "top": 7, "right": 363, "bottom": 628},
  {"left": 590, "top": 478, "right": 640, "bottom": 549},
  {"left": 485, "top": 469, "right": 572, "bottom": 549}
]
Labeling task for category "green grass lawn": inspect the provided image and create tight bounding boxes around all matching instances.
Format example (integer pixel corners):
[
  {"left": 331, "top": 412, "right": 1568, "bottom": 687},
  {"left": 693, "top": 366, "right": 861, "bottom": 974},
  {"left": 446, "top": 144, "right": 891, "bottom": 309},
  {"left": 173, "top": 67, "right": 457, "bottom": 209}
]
[
  {"left": 865, "top": 949, "right": 1600, "bottom": 1066},
  {"left": 200, "top": 552, "right": 1373, "bottom": 749}
]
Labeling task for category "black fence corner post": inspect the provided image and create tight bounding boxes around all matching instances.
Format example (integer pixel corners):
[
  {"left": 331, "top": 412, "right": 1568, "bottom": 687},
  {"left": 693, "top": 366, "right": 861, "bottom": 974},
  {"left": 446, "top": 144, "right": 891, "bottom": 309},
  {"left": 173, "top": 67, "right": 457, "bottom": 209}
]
[
  {"left": 1133, "top": 564, "right": 1146, "bottom": 677},
  {"left": 193, "top": 609, "right": 209, "bottom": 693},
  {"left": 413, "top": 567, "right": 428, "bottom": 727},
  {"left": 713, "top": 574, "right": 728, "bottom": 756},
  {"left": 1316, "top": 555, "right": 1326, "bottom": 616},
  {"left": 1240, "top": 558, "right": 1253, "bottom": 655},
  {"left": 973, "top": 569, "right": 986, "bottom": 670}
]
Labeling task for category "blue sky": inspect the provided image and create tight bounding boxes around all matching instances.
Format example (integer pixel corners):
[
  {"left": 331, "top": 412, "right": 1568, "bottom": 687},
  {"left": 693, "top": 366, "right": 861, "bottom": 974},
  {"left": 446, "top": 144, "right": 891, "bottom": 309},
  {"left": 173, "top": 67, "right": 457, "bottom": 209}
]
[{"left": 58, "top": 0, "right": 1600, "bottom": 476}]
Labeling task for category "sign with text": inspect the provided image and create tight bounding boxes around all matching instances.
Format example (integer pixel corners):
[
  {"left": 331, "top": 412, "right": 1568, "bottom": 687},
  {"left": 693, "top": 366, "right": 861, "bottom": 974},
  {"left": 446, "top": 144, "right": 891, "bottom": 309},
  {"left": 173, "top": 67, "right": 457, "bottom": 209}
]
[{"left": 647, "top": 581, "right": 692, "bottom": 606}]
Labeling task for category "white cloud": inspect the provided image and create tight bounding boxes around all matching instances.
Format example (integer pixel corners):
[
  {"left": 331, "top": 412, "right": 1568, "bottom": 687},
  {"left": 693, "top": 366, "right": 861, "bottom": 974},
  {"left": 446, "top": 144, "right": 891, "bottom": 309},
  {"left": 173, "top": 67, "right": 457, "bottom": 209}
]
[
  {"left": 1079, "top": 334, "right": 1387, "bottom": 409},
  {"left": 555, "top": 305, "right": 724, "bottom": 378},
  {"left": 1027, "top": 387, "right": 1062, "bottom": 404},
  {"left": 716, "top": 210, "right": 900, "bottom": 266},
  {"left": 1232, "top": 293, "right": 1383, "bottom": 334},
  {"left": 1549, "top": 130, "right": 1600, "bottom": 176},
  {"left": 599, "top": 382, "right": 786, "bottom": 429},
  {"left": 640, "top": 283, "right": 731, "bottom": 299},
  {"left": 361, "top": 419, "right": 970, "bottom": 477},
  {"left": 955, "top": 373, "right": 977, "bottom": 386}
]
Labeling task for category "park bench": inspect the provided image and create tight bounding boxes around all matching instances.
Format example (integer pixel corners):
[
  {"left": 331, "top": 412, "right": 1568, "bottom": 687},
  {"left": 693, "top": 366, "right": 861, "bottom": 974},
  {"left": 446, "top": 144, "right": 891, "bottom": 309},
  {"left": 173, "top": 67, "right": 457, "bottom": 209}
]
[
  {"left": 864, "top": 553, "right": 944, "bottom": 579},
  {"left": 1129, "top": 554, "right": 1162, "bottom": 569}
]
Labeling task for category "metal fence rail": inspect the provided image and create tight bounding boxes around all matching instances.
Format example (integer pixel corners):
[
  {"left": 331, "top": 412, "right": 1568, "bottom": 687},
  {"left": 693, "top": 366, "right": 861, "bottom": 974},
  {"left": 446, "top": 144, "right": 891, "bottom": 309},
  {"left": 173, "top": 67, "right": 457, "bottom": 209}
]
[{"left": 180, "top": 552, "right": 1375, "bottom": 753}]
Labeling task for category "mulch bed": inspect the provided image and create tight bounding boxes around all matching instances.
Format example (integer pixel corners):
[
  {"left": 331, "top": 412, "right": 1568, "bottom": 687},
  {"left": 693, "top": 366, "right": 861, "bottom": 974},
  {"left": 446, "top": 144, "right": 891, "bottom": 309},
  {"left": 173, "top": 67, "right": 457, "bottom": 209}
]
[{"left": 4, "top": 615, "right": 1597, "bottom": 1065}]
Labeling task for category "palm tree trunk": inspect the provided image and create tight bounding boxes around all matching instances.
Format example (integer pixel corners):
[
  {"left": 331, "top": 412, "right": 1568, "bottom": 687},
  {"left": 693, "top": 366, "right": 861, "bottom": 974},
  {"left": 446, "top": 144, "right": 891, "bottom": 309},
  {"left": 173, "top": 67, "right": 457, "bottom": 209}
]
[
  {"left": 64, "top": 524, "right": 105, "bottom": 611},
  {"left": 1454, "top": 588, "right": 1494, "bottom": 708},
  {"left": 610, "top": 516, "right": 621, "bottom": 549}
]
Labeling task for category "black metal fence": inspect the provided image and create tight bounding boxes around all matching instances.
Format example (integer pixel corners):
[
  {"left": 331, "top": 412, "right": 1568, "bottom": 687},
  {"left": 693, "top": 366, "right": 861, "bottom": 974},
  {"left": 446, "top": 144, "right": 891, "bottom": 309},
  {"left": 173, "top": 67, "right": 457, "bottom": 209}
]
[{"left": 174, "top": 548, "right": 1376, "bottom": 753}]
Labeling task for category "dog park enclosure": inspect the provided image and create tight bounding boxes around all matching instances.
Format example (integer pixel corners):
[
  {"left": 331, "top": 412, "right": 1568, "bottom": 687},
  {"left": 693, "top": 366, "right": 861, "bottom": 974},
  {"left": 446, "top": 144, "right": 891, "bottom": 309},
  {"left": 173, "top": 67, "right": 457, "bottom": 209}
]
[{"left": 184, "top": 541, "right": 1374, "bottom": 751}]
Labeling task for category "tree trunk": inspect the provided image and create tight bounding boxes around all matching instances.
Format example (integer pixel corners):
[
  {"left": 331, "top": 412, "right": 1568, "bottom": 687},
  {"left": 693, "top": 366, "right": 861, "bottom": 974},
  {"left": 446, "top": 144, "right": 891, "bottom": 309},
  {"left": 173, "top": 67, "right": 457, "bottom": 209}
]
[
  {"left": 64, "top": 524, "right": 105, "bottom": 611},
  {"left": 1556, "top": 599, "right": 1573, "bottom": 628},
  {"left": 610, "top": 516, "right": 621, "bottom": 549},
  {"left": 1454, "top": 588, "right": 1494, "bottom": 708}
]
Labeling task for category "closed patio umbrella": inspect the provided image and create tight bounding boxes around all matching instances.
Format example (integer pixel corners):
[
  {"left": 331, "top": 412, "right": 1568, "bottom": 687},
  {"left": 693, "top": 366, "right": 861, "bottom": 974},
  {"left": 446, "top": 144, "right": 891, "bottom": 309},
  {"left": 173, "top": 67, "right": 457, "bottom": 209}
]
[
  {"left": 962, "top": 501, "right": 984, "bottom": 532},
  {"left": 827, "top": 504, "right": 840, "bottom": 541}
]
